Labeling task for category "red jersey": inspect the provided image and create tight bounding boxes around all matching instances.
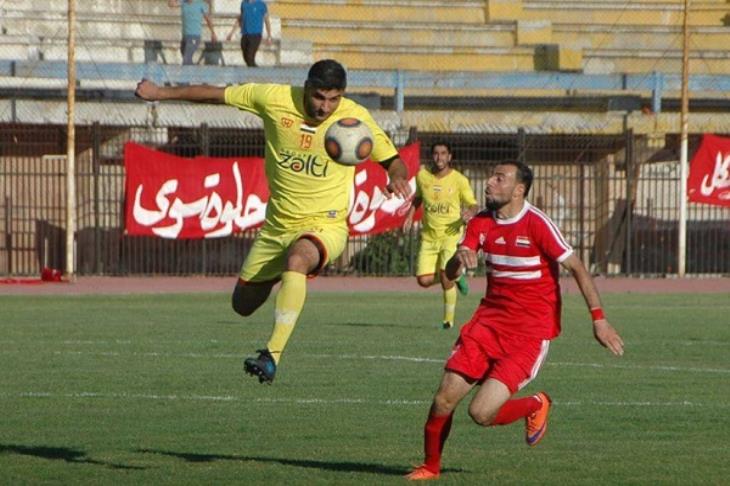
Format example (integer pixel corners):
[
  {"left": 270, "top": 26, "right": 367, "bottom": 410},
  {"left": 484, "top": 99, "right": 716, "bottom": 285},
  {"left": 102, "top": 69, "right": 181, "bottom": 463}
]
[{"left": 461, "top": 202, "right": 573, "bottom": 340}]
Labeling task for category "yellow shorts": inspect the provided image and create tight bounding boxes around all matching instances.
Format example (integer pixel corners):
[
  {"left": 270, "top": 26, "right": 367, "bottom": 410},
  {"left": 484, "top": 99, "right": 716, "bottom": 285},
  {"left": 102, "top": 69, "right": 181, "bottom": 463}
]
[
  {"left": 416, "top": 234, "right": 462, "bottom": 277},
  {"left": 239, "top": 222, "right": 349, "bottom": 283}
]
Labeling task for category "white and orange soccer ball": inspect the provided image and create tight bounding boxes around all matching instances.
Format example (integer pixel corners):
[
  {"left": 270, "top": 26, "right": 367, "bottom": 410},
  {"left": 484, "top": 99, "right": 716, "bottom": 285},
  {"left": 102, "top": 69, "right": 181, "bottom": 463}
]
[{"left": 324, "top": 118, "right": 373, "bottom": 166}]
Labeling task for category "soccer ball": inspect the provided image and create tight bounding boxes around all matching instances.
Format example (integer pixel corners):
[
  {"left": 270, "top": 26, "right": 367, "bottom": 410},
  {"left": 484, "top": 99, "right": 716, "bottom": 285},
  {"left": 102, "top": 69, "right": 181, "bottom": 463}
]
[{"left": 324, "top": 118, "right": 373, "bottom": 165}]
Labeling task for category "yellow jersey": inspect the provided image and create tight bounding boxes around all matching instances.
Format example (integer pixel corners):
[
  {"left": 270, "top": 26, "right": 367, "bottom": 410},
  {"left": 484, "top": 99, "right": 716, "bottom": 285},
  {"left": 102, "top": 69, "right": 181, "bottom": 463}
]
[
  {"left": 415, "top": 168, "right": 477, "bottom": 239},
  {"left": 224, "top": 83, "right": 399, "bottom": 229}
]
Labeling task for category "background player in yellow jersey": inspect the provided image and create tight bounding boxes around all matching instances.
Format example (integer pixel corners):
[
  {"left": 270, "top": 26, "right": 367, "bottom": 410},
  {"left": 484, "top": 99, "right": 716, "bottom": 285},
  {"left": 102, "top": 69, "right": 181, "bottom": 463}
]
[
  {"left": 403, "top": 142, "right": 478, "bottom": 329},
  {"left": 135, "top": 60, "right": 411, "bottom": 384}
]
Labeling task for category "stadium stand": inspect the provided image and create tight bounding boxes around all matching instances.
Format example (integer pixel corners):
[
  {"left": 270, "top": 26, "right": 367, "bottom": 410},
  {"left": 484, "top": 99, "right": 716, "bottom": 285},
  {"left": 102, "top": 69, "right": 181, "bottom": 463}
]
[
  {"left": 0, "top": 0, "right": 310, "bottom": 67},
  {"left": 1, "top": 0, "right": 729, "bottom": 130},
  {"left": 1, "top": 0, "right": 727, "bottom": 73},
  {"left": 272, "top": 0, "right": 730, "bottom": 73}
]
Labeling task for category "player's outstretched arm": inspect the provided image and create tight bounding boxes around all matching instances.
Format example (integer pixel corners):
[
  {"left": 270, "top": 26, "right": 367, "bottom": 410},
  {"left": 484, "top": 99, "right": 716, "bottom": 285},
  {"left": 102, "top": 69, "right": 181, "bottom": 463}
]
[
  {"left": 381, "top": 156, "right": 411, "bottom": 200},
  {"left": 561, "top": 254, "right": 624, "bottom": 356},
  {"left": 135, "top": 79, "right": 226, "bottom": 104}
]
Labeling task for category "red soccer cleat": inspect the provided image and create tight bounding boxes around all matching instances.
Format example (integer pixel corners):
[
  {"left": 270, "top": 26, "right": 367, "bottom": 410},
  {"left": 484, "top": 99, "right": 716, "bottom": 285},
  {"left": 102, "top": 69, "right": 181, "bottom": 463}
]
[
  {"left": 405, "top": 464, "right": 440, "bottom": 481},
  {"left": 525, "top": 391, "right": 552, "bottom": 447}
]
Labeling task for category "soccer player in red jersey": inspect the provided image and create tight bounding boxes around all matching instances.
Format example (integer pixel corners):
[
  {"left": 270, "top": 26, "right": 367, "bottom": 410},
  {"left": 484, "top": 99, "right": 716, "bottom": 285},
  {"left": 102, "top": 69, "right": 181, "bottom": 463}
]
[{"left": 406, "top": 160, "right": 624, "bottom": 481}]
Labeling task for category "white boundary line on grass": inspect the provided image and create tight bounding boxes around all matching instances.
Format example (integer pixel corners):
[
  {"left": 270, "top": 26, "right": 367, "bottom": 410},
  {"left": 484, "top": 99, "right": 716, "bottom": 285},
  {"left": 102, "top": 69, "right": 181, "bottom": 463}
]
[
  {"left": 311, "top": 354, "right": 730, "bottom": 375},
  {"left": 2, "top": 391, "right": 728, "bottom": 408},
  {"left": 3, "top": 349, "right": 729, "bottom": 375},
  {"left": 2, "top": 338, "right": 730, "bottom": 347}
]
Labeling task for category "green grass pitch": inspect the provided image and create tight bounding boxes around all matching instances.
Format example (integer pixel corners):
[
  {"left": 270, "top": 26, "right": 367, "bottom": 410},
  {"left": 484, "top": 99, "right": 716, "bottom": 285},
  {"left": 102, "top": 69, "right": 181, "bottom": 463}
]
[{"left": 1, "top": 291, "right": 728, "bottom": 484}]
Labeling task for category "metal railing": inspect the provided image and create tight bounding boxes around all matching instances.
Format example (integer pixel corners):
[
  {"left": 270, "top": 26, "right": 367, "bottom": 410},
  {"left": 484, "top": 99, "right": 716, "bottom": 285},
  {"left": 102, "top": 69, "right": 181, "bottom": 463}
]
[
  {"left": 1, "top": 123, "right": 728, "bottom": 276},
  {"left": 2, "top": 61, "right": 730, "bottom": 113}
]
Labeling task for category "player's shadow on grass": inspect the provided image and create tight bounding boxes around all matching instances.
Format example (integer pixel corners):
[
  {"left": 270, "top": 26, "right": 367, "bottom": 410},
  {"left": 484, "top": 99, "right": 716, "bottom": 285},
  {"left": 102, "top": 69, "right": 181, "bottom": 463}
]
[
  {"left": 137, "top": 448, "right": 463, "bottom": 476},
  {"left": 0, "top": 444, "right": 146, "bottom": 470}
]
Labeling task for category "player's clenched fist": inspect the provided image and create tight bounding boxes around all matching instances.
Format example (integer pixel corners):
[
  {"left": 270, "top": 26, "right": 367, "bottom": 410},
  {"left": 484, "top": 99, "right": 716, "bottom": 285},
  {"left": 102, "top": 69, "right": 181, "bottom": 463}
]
[
  {"left": 135, "top": 79, "right": 160, "bottom": 101},
  {"left": 454, "top": 247, "right": 478, "bottom": 271}
]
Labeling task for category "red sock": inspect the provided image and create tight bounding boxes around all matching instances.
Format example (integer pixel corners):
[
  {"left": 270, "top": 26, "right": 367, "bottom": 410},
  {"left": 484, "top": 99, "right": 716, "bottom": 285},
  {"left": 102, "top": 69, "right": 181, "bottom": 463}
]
[
  {"left": 423, "top": 411, "right": 453, "bottom": 474},
  {"left": 491, "top": 396, "right": 541, "bottom": 425}
]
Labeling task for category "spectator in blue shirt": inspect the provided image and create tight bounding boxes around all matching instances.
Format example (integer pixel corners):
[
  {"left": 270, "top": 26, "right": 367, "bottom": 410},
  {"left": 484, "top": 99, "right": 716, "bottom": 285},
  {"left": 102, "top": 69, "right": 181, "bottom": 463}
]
[
  {"left": 226, "top": 0, "right": 272, "bottom": 67},
  {"left": 169, "top": 0, "right": 217, "bottom": 65}
]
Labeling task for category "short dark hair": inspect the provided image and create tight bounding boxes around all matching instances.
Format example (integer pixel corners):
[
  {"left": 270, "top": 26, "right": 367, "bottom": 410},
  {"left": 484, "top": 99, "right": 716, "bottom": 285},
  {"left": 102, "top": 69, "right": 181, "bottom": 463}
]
[
  {"left": 499, "top": 160, "right": 533, "bottom": 197},
  {"left": 306, "top": 59, "right": 347, "bottom": 90},
  {"left": 430, "top": 141, "right": 452, "bottom": 154}
]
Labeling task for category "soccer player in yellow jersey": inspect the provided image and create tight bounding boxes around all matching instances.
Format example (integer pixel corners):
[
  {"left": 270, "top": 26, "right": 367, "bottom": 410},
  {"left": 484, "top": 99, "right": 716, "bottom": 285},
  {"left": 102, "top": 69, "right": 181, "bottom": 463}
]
[
  {"left": 403, "top": 142, "right": 478, "bottom": 329},
  {"left": 135, "top": 60, "right": 411, "bottom": 384}
]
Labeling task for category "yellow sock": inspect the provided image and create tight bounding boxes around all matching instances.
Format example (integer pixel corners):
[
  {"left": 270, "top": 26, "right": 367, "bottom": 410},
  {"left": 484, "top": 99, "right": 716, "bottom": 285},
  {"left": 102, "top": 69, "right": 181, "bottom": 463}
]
[
  {"left": 266, "top": 271, "right": 307, "bottom": 364},
  {"left": 443, "top": 286, "right": 457, "bottom": 325}
]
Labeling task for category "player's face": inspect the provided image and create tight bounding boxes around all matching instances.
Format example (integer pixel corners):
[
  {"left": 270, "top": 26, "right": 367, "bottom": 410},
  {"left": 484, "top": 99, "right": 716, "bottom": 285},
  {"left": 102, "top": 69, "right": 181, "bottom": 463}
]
[
  {"left": 431, "top": 145, "right": 452, "bottom": 173},
  {"left": 304, "top": 87, "right": 344, "bottom": 124},
  {"left": 485, "top": 164, "right": 522, "bottom": 210}
]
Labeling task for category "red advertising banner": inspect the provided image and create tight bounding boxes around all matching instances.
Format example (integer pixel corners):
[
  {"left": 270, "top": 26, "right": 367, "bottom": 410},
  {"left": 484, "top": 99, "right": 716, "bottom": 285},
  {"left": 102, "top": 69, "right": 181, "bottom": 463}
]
[
  {"left": 125, "top": 141, "right": 421, "bottom": 239},
  {"left": 688, "top": 134, "right": 730, "bottom": 207}
]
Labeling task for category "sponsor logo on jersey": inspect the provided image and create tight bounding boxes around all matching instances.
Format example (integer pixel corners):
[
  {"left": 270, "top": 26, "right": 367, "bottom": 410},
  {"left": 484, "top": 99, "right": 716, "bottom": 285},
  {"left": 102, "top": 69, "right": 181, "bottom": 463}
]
[
  {"left": 516, "top": 236, "right": 531, "bottom": 248},
  {"left": 424, "top": 201, "right": 451, "bottom": 214},
  {"left": 278, "top": 149, "right": 329, "bottom": 178},
  {"left": 495, "top": 236, "right": 506, "bottom": 245}
]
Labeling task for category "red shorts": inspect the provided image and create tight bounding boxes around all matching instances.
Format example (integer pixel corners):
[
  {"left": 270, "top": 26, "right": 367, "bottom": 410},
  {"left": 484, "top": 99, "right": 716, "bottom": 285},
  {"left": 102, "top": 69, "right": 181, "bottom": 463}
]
[{"left": 445, "top": 318, "right": 551, "bottom": 394}]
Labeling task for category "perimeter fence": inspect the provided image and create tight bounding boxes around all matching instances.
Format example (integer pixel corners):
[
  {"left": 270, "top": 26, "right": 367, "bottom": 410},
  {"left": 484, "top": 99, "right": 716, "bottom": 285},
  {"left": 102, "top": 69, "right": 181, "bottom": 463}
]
[{"left": 1, "top": 123, "right": 728, "bottom": 277}]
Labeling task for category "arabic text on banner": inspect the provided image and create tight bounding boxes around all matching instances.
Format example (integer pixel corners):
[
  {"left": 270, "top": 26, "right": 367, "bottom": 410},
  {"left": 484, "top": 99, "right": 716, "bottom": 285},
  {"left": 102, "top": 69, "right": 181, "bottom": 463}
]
[
  {"left": 688, "top": 134, "right": 730, "bottom": 208},
  {"left": 124, "top": 142, "right": 422, "bottom": 239}
]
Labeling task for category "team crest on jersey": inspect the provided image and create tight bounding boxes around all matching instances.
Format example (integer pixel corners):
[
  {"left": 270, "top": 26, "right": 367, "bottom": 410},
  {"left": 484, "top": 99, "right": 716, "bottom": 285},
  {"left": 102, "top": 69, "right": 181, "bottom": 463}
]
[
  {"left": 516, "top": 236, "right": 531, "bottom": 248},
  {"left": 495, "top": 236, "right": 506, "bottom": 245},
  {"left": 479, "top": 233, "right": 486, "bottom": 245},
  {"left": 281, "top": 117, "right": 294, "bottom": 128}
]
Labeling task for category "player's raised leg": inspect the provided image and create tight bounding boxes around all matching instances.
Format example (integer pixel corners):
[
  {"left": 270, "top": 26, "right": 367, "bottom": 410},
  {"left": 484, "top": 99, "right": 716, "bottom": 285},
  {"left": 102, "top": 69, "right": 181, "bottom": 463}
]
[
  {"left": 246, "top": 237, "right": 320, "bottom": 383},
  {"left": 232, "top": 280, "right": 276, "bottom": 317}
]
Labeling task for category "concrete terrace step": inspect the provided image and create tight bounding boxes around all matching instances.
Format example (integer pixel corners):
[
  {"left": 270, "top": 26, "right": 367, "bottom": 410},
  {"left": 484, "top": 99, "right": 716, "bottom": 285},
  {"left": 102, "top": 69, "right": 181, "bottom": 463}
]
[
  {"left": 2, "top": 0, "right": 184, "bottom": 16},
  {"left": 0, "top": 8, "right": 249, "bottom": 41},
  {"left": 523, "top": 1, "right": 729, "bottom": 26},
  {"left": 554, "top": 23, "right": 730, "bottom": 51},
  {"left": 0, "top": 36, "right": 313, "bottom": 67},
  {"left": 270, "top": 0, "right": 488, "bottom": 25},
  {"left": 281, "top": 19, "right": 517, "bottom": 49},
  {"left": 312, "top": 45, "right": 537, "bottom": 71},
  {"left": 583, "top": 47, "right": 730, "bottom": 74}
]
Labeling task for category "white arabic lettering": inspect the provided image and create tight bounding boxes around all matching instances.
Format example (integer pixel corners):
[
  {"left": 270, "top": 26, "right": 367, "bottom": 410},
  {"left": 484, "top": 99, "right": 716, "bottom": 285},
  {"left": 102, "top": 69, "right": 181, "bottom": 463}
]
[
  {"left": 133, "top": 179, "right": 177, "bottom": 225},
  {"left": 700, "top": 151, "right": 730, "bottom": 197},
  {"left": 132, "top": 161, "right": 267, "bottom": 238},
  {"left": 348, "top": 168, "right": 416, "bottom": 233}
]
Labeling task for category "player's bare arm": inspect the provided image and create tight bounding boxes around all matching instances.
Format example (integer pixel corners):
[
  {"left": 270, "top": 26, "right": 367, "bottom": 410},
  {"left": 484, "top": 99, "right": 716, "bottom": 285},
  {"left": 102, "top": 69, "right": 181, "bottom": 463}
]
[
  {"left": 445, "top": 247, "right": 477, "bottom": 281},
  {"left": 381, "top": 156, "right": 411, "bottom": 199},
  {"left": 227, "top": 17, "right": 241, "bottom": 40},
  {"left": 561, "top": 254, "right": 625, "bottom": 356},
  {"left": 135, "top": 79, "right": 226, "bottom": 104},
  {"left": 402, "top": 196, "right": 422, "bottom": 232},
  {"left": 204, "top": 14, "right": 217, "bottom": 43},
  {"left": 461, "top": 204, "right": 479, "bottom": 223}
]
